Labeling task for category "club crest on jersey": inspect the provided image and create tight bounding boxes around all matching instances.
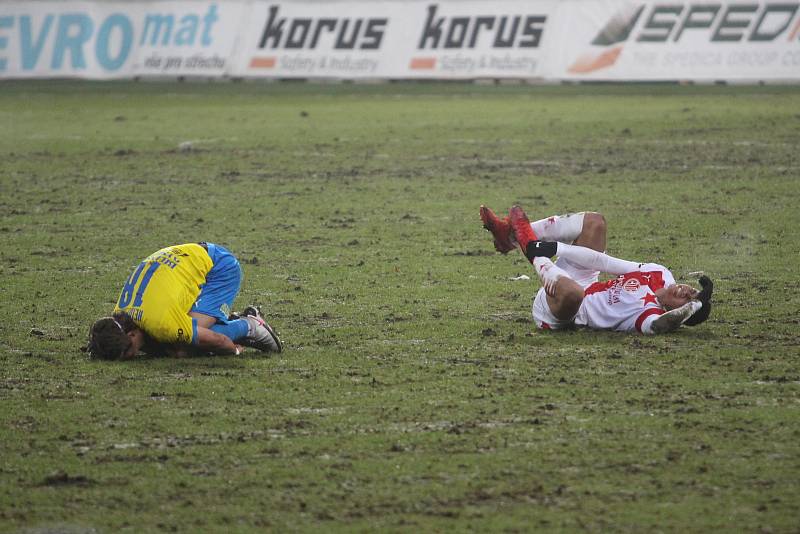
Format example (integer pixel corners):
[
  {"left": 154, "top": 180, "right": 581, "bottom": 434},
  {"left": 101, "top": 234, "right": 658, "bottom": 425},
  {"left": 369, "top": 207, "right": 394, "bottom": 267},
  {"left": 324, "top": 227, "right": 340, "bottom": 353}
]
[{"left": 623, "top": 279, "right": 641, "bottom": 292}]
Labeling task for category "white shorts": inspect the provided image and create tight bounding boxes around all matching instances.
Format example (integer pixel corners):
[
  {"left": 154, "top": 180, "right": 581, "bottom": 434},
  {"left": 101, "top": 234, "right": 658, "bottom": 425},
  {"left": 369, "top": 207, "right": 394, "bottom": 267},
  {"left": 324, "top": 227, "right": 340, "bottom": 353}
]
[{"left": 531, "top": 257, "right": 599, "bottom": 330}]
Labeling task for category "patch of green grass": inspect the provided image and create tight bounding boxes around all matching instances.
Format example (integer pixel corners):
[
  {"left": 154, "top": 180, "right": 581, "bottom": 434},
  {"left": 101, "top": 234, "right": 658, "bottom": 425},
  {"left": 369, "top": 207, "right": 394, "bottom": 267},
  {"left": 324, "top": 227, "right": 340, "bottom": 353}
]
[{"left": 1, "top": 80, "right": 799, "bottom": 532}]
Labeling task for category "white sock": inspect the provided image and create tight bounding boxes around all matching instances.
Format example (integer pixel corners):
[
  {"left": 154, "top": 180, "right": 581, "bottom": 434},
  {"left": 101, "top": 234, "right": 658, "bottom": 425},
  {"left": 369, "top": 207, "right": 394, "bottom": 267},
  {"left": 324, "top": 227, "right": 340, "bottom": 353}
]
[
  {"left": 555, "top": 243, "right": 640, "bottom": 275},
  {"left": 532, "top": 257, "right": 571, "bottom": 295},
  {"left": 531, "top": 213, "right": 585, "bottom": 244}
]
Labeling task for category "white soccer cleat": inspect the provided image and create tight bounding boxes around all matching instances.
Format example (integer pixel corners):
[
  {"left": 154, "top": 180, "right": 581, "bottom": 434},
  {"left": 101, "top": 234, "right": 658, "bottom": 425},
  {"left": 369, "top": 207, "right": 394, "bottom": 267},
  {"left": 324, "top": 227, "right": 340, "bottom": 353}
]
[{"left": 240, "top": 310, "right": 283, "bottom": 353}]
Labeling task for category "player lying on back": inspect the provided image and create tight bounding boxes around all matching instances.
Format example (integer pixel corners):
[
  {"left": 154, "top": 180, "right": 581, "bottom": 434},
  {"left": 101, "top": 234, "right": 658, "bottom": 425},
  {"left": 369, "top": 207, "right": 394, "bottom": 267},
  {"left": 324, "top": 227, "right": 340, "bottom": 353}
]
[
  {"left": 86, "top": 242, "right": 282, "bottom": 360},
  {"left": 480, "top": 205, "right": 712, "bottom": 334}
]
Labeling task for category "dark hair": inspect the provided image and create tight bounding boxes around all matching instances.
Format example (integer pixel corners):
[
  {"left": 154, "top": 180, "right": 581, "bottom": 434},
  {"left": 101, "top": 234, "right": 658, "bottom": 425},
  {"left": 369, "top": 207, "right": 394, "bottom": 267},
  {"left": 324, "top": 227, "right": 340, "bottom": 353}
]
[
  {"left": 87, "top": 311, "right": 136, "bottom": 360},
  {"left": 685, "top": 276, "right": 713, "bottom": 327}
]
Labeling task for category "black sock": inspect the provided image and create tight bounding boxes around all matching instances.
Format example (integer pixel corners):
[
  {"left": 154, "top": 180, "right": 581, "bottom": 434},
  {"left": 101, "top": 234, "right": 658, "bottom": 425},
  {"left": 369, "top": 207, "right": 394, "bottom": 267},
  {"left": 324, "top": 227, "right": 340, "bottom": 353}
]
[{"left": 524, "top": 240, "right": 557, "bottom": 261}]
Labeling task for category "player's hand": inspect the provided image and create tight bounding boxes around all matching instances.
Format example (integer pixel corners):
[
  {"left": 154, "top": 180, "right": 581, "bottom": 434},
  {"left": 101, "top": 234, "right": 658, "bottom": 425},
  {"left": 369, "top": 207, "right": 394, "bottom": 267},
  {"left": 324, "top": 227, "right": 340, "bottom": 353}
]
[
  {"left": 697, "top": 275, "right": 713, "bottom": 303},
  {"left": 650, "top": 301, "right": 702, "bottom": 334}
]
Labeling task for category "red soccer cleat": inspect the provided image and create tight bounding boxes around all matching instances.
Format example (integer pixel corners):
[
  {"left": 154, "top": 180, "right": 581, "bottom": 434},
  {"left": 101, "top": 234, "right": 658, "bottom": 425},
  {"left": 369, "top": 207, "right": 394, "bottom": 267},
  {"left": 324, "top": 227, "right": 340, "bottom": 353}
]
[
  {"left": 479, "top": 205, "right": 516, "bottom": 254},
  {"left": 508, "top": 205, "right": 539, "bottom": 252}
]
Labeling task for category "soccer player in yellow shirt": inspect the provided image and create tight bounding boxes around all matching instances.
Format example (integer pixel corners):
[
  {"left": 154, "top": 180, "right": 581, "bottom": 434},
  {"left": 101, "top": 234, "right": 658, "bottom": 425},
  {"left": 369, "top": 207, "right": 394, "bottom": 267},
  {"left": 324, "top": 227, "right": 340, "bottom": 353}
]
[{"left": 87, "top": 242, "right": 282, "bottom": 360}]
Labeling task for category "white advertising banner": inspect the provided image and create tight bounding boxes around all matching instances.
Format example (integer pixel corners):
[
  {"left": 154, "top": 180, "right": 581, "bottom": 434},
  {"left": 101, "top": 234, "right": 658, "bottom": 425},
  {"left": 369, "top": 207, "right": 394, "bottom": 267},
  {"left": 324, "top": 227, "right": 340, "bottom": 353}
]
[
  {"left": 232, "top": 1, "right": 557, "bottom": 79},
  {"left": 0, "top": 1, "right": 246, "bottom": 79},
  {"left": 553, "top": 0, "right": 800, "bottom": 81},
  {"left": 1, "top": 0, "right": 798, "bottom": 81}
]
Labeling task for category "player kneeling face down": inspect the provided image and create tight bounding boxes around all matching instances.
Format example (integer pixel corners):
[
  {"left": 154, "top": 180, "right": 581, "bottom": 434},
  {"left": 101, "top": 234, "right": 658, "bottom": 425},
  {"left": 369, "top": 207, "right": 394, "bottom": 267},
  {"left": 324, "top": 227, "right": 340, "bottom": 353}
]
[
  {"left": 480, "top": 205, "right": 712, "bottom": 334},
  {"left": 87, "top": 243, "right": 282, "bottom": 360}
]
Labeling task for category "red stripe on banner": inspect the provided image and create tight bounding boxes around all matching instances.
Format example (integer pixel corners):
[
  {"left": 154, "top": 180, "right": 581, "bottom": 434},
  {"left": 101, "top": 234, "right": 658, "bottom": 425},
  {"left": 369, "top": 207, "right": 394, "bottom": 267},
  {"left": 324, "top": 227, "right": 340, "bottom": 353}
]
[
  {"left": 249, "top": 57, "right": 277, "bottom": 69},
  {"left": 790, "top": 19, "right": 800, "bottom": 41},
  {"left": 568, "top": 46, "right": 622, "bottom": 74},
  {"left": 410, "top": 57, "right": 436, "bottom": 70},
  {"left": 636, "top": 307, "right": 664, "bottom": 333}
]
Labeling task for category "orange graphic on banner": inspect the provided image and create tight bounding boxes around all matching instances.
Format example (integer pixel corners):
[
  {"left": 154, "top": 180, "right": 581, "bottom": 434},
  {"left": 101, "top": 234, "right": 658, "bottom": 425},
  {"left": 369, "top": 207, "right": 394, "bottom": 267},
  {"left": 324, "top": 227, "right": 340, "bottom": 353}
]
[
  {"left": 568, "top": 46, "right": 622, "bottom": 74},
  {"left": 250, "top": 57, "right": 277, "bottom": 69},
  {"left": 789, "top": 19, "right": 800, "bottom": 41},
  {"left": 409, "top": 57, "right": 436, "bottom": 70}
]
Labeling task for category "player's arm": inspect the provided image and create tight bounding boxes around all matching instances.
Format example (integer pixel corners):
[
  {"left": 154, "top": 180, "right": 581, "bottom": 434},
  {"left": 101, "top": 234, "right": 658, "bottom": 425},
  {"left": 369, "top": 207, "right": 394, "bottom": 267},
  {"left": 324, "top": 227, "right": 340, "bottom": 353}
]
[
  {"left": 162, "top": 344, "right": 199, "bottom": 358},
  {"left": 194, "top": 326, "right": 242, "bottom": 355},
  {"left": 138, "top": 337, "right": 200, "bottom": 358}
]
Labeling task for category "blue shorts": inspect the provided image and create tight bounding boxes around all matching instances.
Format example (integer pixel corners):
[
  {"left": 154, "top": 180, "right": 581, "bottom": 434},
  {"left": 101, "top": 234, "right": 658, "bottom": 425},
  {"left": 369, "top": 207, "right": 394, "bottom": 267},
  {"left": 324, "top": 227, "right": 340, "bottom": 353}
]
[{"left": 191, "top": 243, "right": 242, "bottom": 324}]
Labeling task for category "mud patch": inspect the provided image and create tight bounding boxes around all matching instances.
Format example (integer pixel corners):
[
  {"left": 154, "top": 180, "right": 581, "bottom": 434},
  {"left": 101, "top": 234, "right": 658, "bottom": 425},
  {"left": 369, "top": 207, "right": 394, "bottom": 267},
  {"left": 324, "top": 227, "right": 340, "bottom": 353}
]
[{"left": 40, "top": 471, "right": 94, "bottom": 487}]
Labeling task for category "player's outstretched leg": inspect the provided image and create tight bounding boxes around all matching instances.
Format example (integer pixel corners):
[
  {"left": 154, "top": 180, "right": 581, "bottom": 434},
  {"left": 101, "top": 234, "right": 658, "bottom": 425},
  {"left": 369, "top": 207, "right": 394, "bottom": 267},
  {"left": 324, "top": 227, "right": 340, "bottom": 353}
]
[{"left": 509, "top": 206, "right": 638, "bottom": 275}]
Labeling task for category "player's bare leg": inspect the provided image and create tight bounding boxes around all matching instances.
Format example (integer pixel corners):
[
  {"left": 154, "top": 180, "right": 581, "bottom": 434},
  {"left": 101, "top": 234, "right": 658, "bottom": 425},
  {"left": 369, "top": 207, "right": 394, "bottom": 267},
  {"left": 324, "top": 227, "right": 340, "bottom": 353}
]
[
  {"left": 572, "top": 212, "right": 607, "bottom": 252},
  {"left": 540, "top": 268, "right": 585, "bottom": 321},
  {"left": 189, "top": 311, "right": 217, "bottom": 328}
]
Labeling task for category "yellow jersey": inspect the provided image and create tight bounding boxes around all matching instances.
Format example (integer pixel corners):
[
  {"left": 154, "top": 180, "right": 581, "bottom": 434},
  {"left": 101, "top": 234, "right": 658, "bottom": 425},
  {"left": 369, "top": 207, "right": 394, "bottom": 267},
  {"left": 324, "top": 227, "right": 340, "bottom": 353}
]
[{"left": 114, "top": 243, "right": 213, "bottom": 344}]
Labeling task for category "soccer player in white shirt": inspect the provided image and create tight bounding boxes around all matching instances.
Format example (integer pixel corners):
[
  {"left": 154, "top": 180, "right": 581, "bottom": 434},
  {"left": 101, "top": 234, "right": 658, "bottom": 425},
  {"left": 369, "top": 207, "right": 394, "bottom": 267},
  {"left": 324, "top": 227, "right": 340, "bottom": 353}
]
[{"left": 480, "top": 205, "right": 712, "bottom": 335}]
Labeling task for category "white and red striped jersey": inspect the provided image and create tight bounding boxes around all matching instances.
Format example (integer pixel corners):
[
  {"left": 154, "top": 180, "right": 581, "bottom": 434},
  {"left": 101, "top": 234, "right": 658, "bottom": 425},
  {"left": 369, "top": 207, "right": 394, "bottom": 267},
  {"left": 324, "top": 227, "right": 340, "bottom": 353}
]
[{"left": 574, "top": 263, "right": 675, "bottom": 334}]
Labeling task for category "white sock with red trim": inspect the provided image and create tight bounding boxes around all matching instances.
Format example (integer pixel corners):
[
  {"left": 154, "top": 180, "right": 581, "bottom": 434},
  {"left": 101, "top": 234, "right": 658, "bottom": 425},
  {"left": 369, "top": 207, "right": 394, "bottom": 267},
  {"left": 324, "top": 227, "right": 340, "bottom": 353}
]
[
  {"left": 531, "top": 213, "right": 585, "bottom": 243},
  {"left": 555, "top": 243, "right": 641, "bottom": 275},
  {"left": 532, "top": 256, "right": 571, "bottom": 295}
]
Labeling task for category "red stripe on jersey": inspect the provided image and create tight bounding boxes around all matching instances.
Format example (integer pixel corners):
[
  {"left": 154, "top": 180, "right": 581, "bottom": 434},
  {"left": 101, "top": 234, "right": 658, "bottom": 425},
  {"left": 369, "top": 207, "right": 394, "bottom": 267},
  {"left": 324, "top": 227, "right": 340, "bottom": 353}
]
[
  {"left": 584, "top": 270, "right": 667, "bottom": 297},
  {"left": 584, "top": 279, "right": 616, "bottom": 296},
  {"left": 541, "top": 322, "right": 551, "bottom": 330},
  {"left": 636, "top": 307, "right": 665, "bottom": 333}
]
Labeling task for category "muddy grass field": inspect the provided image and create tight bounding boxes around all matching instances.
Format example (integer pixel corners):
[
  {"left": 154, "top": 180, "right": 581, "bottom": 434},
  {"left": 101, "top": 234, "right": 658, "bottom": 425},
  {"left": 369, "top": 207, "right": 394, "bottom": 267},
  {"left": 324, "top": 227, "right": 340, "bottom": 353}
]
[{"left": 1, "top": 81, "right": 799, "bottom": 532}]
